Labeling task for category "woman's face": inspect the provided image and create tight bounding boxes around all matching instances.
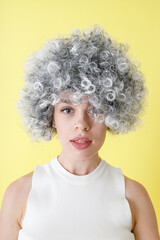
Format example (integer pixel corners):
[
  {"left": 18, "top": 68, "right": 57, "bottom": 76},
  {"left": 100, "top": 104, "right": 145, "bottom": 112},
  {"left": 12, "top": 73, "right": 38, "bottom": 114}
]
[{"left": 52, "top": 93, "right": 107, "bottom": 160}]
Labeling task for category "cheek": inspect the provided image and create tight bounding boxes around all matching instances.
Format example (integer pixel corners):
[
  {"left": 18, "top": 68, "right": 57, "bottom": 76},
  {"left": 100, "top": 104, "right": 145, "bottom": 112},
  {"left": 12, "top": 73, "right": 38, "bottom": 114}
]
[
  {"left": 96, "top": 122, "right": 107, "bottom": 132},
  {"left": 56, "top": 120, "right": 69, "bottom": 138},
  {"left": 97, "top": 125, "right": 107, "bottom": 140}
]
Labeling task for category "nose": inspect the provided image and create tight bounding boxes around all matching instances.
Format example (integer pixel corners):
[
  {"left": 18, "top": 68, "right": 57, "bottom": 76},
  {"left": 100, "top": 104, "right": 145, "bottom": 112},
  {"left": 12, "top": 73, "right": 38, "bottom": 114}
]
[{"left": 74, "top": 110, "right": 91, "bottom": 131}]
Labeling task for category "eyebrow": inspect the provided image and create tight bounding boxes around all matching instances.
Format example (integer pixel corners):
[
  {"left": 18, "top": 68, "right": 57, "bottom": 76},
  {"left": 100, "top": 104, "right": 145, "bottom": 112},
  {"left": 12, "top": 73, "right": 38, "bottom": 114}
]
[
  {"left": 58, "top": 99, "right": 92, "bottom": 106},
  {"left": 59, "top": 99, "right": 73, "bottom": 104}
]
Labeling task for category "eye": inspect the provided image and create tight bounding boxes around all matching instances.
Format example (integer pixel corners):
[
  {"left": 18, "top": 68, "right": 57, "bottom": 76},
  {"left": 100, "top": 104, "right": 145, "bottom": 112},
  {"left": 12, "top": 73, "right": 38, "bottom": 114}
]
[
  {"left": 88, "top": 108, "right": 97, "bottom": 115},
  {"left": 61, "top": 107, "right": 97, "bottom": 115},
  {"left": 61, "top": 107, "right": 73, "bottom": 114}
]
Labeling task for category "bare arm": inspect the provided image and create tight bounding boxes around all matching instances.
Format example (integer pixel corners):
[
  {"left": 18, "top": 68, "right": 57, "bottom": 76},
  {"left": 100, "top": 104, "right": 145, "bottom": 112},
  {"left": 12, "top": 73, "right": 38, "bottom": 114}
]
[
  {"left": 126, "top": 176, "right": 160, "bottom": 240},
  {"left": 0, "top": 179, "right": 23, "bottom": 240}
]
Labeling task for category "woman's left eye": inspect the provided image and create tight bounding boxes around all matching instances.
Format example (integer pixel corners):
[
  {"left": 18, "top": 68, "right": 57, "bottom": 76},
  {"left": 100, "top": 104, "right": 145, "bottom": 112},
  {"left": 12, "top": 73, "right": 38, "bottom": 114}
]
[{"left": 88, "top": 108, "right": 97, "bottom": 115}]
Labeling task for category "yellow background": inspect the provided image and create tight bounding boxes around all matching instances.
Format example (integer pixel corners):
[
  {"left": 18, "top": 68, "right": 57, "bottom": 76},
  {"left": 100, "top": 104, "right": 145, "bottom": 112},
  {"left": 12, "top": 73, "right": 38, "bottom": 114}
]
[{"left": 0, "top": 0, "right": 160, "bottom": 231}]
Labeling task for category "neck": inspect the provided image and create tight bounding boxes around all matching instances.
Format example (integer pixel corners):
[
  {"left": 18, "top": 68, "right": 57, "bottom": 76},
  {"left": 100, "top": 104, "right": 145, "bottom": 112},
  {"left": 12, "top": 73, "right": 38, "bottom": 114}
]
[{"left": 57, "top": 153, "right": 101, "bottom": 176}]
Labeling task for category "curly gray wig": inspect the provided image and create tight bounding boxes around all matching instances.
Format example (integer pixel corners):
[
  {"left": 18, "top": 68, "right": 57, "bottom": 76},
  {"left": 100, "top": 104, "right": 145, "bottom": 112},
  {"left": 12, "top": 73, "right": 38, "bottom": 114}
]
[{"left": 16, "top": 24, "right": 147, "bottom": 142}]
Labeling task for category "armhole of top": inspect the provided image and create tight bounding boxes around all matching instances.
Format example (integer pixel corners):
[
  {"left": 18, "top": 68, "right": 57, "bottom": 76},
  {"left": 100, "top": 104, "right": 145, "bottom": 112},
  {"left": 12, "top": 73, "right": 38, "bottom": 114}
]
[
  {"left": 117, "top": 168, "right": 133, "bottom": 231},
  {"left": 21, "top": 165, "right": 40, "bottom": 228}
]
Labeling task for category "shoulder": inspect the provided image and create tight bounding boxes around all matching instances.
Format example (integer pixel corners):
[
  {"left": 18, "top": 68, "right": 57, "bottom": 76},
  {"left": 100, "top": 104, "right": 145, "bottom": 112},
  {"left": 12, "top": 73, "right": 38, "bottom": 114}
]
[
  {"left": 124, "top": 175, "right": 160, "bottom": 239},
  {"left": 124, "top": 175, "right": 147, "bottom": 200},
  {"left": 124, "top": 174, "right": 154, "bottom": 215},
  {"left": 0, "top": 171, "right": 34, "bottom": 237},
  {"left": 9, "top": 171, "right": 34, "bottom": 206},
  {"left": 17, "top": 171, "right": 34, "bottom": 228},
  {"left": 1, "top": 171, "right": 34, "bottom": 228}
]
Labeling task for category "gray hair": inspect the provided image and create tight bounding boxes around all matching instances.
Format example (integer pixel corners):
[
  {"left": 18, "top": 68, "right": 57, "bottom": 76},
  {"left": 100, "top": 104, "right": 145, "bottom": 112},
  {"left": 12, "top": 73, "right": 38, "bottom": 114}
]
[{"left": 16, "top": 24, "right": 147, "bottom": 142}]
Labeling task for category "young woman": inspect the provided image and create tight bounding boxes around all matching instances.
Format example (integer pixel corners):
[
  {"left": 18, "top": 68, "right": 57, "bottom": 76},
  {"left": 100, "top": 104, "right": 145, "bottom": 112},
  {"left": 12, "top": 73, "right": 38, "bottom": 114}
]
[{"left": 0, "top": 25, "right": 159, "bottom": 240}]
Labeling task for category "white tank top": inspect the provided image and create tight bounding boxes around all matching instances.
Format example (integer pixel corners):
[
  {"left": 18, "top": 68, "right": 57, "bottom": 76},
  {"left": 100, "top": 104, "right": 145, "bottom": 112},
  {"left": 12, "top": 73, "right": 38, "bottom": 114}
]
[{"left": 18, "top": 156, "right": 135, "bottom": 240}]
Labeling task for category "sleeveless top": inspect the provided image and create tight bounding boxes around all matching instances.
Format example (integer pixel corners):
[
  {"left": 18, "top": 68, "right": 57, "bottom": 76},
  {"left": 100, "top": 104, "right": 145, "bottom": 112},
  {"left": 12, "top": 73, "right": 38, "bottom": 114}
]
[{"left": 18, "top": 156, "right": 135, "bottom": 240}]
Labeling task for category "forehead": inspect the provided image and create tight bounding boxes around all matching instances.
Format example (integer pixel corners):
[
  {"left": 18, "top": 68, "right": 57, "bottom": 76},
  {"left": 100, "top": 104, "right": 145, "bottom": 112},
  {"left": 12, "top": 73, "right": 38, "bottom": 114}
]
[{"left": 57, "top": 91, "right": 91, "bottom": 105}]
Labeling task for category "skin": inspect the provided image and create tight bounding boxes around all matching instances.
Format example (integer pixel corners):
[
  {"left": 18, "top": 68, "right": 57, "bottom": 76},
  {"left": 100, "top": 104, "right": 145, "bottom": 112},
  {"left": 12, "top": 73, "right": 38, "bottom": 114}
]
[
  {"left": 52, "top": 93, "right": 108, "bottom": 176},
  {"left": 0, "top": 93, "right": 159, "bottom": 239}
]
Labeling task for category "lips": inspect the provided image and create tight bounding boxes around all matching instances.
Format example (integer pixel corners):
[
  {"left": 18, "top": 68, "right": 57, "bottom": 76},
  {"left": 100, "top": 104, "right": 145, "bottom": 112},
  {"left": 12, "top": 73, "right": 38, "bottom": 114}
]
[
  {"left": 70, "top": 140, "right": 92, "bottom": 150},
  {"left": 70, "top": 137, "right": 92, "bottom": 142}
]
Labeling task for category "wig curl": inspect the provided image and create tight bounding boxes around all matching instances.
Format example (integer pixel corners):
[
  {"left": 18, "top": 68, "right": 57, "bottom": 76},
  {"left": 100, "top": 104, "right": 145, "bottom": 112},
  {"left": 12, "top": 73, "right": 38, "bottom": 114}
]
[{"left": 16, "top": 24, "right": 147, "bottom": 142}]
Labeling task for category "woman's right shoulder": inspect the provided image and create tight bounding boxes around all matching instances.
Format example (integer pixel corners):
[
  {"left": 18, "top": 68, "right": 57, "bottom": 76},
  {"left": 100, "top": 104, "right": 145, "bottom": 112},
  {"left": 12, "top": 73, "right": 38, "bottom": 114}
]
[
  {"left": 0, "top": 171, "right": 34, "bottom": 238},
  {"left": 8, "top": 171, "right": 34, "bottom": 202},
  {"left": 3, "top": 170, "right": 34, "bottom": 210},
  {"left": 15, "top": 171, "right": 34, "bottom": 228},
  {"left": 6, "top": 171, "right": 34, "bottom": 223}
]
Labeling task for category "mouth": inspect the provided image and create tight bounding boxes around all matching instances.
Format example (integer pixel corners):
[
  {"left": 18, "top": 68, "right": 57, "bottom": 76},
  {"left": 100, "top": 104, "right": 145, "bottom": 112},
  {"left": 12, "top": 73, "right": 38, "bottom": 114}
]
[
  {"left": 70, "top": 136, "right": 92, "bottom": 142},
  {"left": 70, "top": 140, "right": 92, "bottom": 150},
  {"left": 70, "top": 140, "right": 91, "bottom": 143}
]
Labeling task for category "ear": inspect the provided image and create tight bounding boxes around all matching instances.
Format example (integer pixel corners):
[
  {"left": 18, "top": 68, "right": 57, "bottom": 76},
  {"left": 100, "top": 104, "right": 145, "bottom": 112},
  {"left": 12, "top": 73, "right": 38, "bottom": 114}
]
[
  {"left": 52, "top": 108, "right": 56, "bottom": 128},
  {"left": 52, "top": 116, "right": 56, "bottom": 128},
  {"left": 52, "top": 120, "right": 56, "bottom": 128}
]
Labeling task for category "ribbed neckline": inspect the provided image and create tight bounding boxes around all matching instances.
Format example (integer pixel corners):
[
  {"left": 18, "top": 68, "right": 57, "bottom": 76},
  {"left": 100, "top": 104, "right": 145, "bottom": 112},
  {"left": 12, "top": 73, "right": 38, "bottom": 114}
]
[{"left": 52, "top": 155, "right": 106, "bottom": 185}]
